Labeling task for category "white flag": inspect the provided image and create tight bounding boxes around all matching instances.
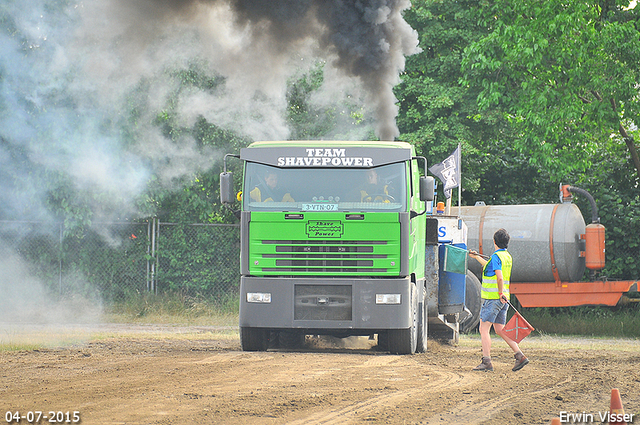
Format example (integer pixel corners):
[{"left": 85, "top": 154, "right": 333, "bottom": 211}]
[{"left": 428, "top": 145, "right": 460, "bottom": 199}]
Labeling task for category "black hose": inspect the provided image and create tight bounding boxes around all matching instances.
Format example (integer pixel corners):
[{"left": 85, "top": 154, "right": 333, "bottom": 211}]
[{"left": 567, "top": 186, "right": 599, "bottom": 224}]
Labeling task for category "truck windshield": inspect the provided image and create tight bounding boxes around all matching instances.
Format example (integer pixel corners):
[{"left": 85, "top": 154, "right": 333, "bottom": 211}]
[{"left": 243, "top": 162, "right": 407, "bottom": 212}]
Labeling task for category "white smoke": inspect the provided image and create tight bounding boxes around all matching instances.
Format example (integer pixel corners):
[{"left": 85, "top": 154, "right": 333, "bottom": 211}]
[
  {"left": 1, "top": 1, "right": 419, "bottom": 224},
  {"left": 0, "top": 0, "right": 419, "bottom": 332},
  {"left": 0, "top": 247, "right": 103, "bottom": 324},
  {"left": 72, "top": 0, "right": 420, "bottom": 142}
]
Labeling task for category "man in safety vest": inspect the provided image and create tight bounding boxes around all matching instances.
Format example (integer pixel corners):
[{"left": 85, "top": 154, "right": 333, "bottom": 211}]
[
  {"left": 249, "top": 170, "right": 294, "bottom": 203},
  {"left": 359, "top": 169, "right": 393, "bottom": 202},
  {"left": 469, "top": 228, "right": 529, "bottom": 372}
]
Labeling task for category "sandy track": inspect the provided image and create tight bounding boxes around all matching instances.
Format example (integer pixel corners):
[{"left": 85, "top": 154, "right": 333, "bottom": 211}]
[{"left": 1, "top": 325, "right": 639, "bottom": 425}]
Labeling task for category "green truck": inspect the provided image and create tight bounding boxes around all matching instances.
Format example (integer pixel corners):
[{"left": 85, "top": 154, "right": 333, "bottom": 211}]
[{"left": 220, "top": 140, "right": 473, "bottom": 354}]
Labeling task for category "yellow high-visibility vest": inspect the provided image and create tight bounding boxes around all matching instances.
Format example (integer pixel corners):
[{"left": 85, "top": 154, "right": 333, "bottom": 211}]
[
  {"left": 360, "top": 184, "right": 390, "bottom": 202},
  {"left": 481, "top": 249, "right": 512, "bottom": 300},
  {"left": 249, "top": 186, "right": 294, "bottom": 203}
]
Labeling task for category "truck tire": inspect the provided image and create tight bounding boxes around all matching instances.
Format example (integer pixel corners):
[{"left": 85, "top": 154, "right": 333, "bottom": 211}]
[
  {"left": 416, "top": 284, "right": 428, "bottom": 353},
  {"left": 460, "top": 271, "right": 482, "bottom": 333},
  {"left": 377, "top": 332, "right": 389, "bottom": 351},
  {"left": 240, "top": 327, "right": 269, "bottom": 351},
  {"left": 388, "top": 284, "right": 418, "bottom": 354}
]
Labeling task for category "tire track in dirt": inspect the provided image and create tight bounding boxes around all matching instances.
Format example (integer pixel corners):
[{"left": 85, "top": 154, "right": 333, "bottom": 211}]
[
  {"left": 421, "top": 376, "right": 573, "bottom": 424},
  {"left": 190, "top": 351, "right": 271, "bottom": 365},
  {"left": 3, "top": 331, "right": 639, "bottom": 425},
  {"left": 285, "top": 368, "right": 472, "bottom": 425}
]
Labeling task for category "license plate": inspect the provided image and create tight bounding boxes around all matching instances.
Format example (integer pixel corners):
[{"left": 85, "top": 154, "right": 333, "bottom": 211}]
[{"left": 302, "top": 203, "right": 338, "bottom": 211}]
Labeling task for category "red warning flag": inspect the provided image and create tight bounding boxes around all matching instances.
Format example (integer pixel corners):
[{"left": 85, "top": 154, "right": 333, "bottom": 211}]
[{"left": 503, "top": 310, "right": 535, "bottom": 343}]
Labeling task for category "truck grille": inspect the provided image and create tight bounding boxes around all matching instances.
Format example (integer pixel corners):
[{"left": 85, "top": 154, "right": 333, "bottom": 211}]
[
  {"left": 260, "top": 240, "right": 388, "bottom": 273},
  {"left": 294, "top": 285, "right": 352, "bottom": 321}
]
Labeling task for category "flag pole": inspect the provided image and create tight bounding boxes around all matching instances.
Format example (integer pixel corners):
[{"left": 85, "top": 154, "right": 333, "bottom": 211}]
[
  {"left": 457, "top": 143, "right": 461, "bottom": 218},
  {"left": 428, "top": 144, "right": 461, "bottom": 217}
]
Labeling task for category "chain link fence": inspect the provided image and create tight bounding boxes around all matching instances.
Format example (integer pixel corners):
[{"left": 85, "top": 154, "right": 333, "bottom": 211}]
[
  {"left": 0, "top": 220, "right": 240, "bottom": 304},
  {"left": 0, "top": 218, "right": 636, "bottom": 306}
]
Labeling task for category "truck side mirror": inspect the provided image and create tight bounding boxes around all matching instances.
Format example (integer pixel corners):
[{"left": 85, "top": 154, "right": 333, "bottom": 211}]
[
  {"left": 420, "top": 176, "right": 435, "bottom": 202},
  {"left": 220, "top": 172, "right": 235, "bottom": 204}
]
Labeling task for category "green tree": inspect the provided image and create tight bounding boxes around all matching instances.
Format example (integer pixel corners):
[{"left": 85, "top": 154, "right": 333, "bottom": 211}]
[
  {"left": 286, "top": 62, "right": 374, "bottom": 141},
  {"left": 396, "top": 0, "right": 558, "bottom": 204},
  {"left": 456, "top": 0, "right": 640, "bottom": 280},
  {"left": 398, "top": 0, "right": 639, "bottom": 281},
  {"left": 462, "top": 0, "right": 640, "bottom": 180},
  {"left": 127, "top": 62, "right": 249, "bottom": 225},
  {"left": 147, "top": 115, "right": 248, "bottom": 225}
]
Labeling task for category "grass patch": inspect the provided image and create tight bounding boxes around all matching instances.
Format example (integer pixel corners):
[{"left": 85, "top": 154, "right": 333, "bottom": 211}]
[
  {"left": 88, "top": 327, "right": 240, "bottom": 342},
  {"left": 0, "top": 325, "right": 99, "bottom": 352},
  {"left": 458, "top": 333, "right": 640, "bottom": 352},
  {"left": 516, "top": 304, "right": 640, "bottom": 338},
  {"left": 5, "top": 294, "right": 638, "bottom": 352},
  {"left": 0, "top": 323, "right": 241, "bottom": 352},
  {"left": 103, "top": 292, "right": 239, "bottom": 326},
  {"left": 0, "top": 293, "right": 241, "bottom": 351},
  {"left": 0, "top": 342, "right": 45, "bottom": 351},
  {"left": 458, "top": 303, "right": 640, "bottom": 351}
]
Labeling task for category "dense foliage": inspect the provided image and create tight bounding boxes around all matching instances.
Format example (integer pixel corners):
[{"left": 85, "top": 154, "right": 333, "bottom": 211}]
[
  {"left": 396, "top": 0, "right": 561, "bottom": 205},
  {"left": 396, "top": 0, "right": 639, "bottom": 280},
  {"left": 462, "top": 0, "right": 640, "bottom": 180}
]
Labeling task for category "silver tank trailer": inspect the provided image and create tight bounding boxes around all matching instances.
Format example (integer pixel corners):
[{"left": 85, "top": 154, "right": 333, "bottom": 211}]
[{"left": 460, "top": 203, "right": 586, "bottom": 282}]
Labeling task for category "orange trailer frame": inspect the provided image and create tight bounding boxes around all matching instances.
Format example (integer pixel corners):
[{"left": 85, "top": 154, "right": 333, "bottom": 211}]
[{"left": 511, "top": 280, "right": 639, "bottom": 307}]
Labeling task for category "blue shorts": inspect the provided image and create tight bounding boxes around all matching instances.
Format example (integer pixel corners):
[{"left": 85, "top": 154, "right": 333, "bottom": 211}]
[{"left": 480, "top": 299, "right": 509, "bottom": 325}]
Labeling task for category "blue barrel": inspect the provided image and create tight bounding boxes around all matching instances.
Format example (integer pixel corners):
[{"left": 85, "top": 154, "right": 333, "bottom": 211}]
[{"left": 438, "top": 243, "right": 467, "bottom": 314}]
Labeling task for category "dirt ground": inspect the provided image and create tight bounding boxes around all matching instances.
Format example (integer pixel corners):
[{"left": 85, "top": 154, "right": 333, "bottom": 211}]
[{"left": 1, "top": 324, "right": 639, "bottom": 425}]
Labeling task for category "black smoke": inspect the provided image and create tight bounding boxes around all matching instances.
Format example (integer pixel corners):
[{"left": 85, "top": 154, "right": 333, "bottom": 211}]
[
  {"left": 0, "top": 0, "right": 419, "bottom": 223},
  {"left": 78, "top": 0, "right": 419, "bottom": 142},
  {"left": 0, "top": 0, "right": 418, "bottom": 327}
]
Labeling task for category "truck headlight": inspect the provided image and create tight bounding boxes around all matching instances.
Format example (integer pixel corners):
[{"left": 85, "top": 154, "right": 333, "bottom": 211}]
[
  {"left": 247, "top": 292, "right": 272, "bottom": 303},
  {"left": 376, "top": 294, "right": 401, "bottom": 304}
]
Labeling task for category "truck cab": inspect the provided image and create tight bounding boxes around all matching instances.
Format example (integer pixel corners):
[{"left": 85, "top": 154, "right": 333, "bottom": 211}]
[{"left": 221, "top": 141, "right": 468, "bottom": 353}]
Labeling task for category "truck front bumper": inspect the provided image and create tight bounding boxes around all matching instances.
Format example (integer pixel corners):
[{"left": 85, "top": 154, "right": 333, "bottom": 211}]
[{"left": 239, "top": 276, "right": 413, "bottom": 331}]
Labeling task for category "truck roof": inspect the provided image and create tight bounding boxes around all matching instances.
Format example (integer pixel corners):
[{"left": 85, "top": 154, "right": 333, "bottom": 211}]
[
  {"left": 247, "top": 140, "right": 414, "bottom": 150},
  {"left": 242, "top": 140, "right": 416, "bottom": 168}
]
